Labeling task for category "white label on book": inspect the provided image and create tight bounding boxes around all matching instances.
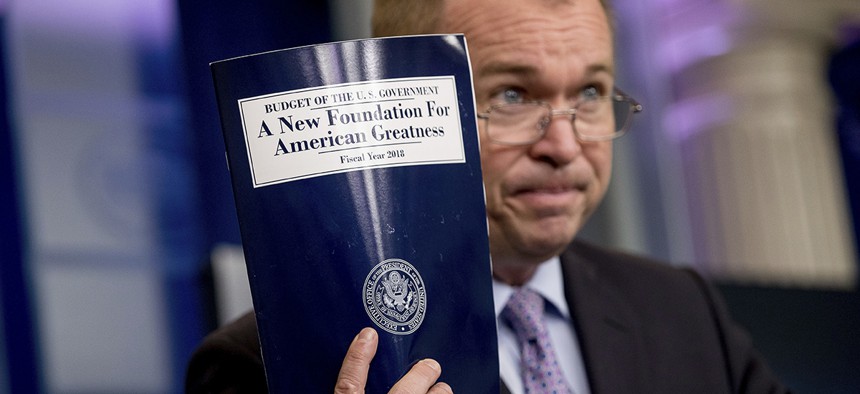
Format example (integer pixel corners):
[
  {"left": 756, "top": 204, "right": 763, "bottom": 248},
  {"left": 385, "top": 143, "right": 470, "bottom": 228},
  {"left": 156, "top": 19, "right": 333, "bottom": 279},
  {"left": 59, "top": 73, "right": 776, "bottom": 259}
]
[{"left": 238, "top": 76, "right": 467, "bottom": 187}]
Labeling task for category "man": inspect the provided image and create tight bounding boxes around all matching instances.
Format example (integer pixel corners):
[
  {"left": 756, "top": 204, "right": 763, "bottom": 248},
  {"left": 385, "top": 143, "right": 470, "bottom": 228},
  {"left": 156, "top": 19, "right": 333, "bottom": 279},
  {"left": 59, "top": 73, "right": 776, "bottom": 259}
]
[{"left": 187, "top": 0, "right": 789, "bottom": 392}]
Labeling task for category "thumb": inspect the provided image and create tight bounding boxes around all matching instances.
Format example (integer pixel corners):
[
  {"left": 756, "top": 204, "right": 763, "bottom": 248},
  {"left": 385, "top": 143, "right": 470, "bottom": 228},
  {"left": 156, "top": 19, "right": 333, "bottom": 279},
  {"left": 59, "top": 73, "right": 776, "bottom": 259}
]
[{"left": 334, "top": 328, "right": 378, "bottom": 394}]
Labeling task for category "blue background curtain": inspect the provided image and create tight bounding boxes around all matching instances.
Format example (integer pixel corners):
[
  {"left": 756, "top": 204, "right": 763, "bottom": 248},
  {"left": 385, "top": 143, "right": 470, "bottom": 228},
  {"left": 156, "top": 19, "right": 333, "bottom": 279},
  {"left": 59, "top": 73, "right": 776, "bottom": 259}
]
[
  {"left": 0, "top": 14, "right": 42, "bottom": 394},
  {"left": 170, "top": 1, "right": 331, "bottom": 390},
  {"left": 829, "top": 37, "right": 860, "bottom": 285}
]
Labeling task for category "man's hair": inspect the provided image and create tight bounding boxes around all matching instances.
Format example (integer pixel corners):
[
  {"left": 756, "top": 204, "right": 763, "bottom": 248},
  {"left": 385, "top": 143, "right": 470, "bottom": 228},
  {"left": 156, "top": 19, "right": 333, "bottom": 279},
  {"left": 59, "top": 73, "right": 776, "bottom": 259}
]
[
  {"left": 372, "top": 0, "right": 443, "bottom": 38},
  {"left": 371, "top": 0, "right": 612, "bottom": 38}
]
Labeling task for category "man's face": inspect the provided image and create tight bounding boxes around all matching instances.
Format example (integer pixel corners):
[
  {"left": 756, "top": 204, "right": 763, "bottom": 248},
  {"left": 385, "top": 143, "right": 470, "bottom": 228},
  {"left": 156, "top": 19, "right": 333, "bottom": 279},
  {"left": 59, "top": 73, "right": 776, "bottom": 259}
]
[{"left": 442, "top": 0, "right": 615, "bottom": 281}]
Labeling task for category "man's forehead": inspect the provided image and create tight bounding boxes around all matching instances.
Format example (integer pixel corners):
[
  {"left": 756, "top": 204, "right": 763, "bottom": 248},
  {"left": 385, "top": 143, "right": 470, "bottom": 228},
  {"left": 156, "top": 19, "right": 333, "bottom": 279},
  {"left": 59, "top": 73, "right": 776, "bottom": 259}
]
[
  {"left": 443, "top": 0, "right": 613, "bottom": 75},
  {"left": 444, "top": 0, "right": 577, "bottom": 9},
  {"left": 476, "top": 62, "right": 614, "bottom": 80},
  {"left": 441, "top": 0, "right": 610, "bottom": 40},
  {"left": 442, "top": 0, "right": 601, "bottom": 22}
]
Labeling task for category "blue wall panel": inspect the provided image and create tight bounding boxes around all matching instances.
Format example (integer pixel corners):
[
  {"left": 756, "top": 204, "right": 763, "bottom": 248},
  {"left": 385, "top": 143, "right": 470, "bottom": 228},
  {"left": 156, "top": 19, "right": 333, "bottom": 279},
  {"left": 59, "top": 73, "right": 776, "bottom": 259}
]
[{"left": 0, "top": 15, "right": 43, "bottom": 394}]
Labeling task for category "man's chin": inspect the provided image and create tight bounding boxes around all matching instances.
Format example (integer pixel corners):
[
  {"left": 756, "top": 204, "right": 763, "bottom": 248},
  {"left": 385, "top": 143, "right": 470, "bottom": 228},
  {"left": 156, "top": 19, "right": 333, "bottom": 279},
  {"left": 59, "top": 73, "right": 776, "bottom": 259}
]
[
  {"left": 501, "top": 236, "right": 573, "bottom": 264},
  {"left": 488, "top": 214, "right": 580, "bottom": 259}
]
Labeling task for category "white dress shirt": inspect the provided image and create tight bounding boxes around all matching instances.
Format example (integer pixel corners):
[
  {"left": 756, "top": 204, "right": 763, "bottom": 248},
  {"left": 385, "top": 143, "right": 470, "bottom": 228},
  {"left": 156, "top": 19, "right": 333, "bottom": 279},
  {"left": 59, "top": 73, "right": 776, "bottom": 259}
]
[{"left": 493, "top": 257, "right": 591, "bottom": 394}]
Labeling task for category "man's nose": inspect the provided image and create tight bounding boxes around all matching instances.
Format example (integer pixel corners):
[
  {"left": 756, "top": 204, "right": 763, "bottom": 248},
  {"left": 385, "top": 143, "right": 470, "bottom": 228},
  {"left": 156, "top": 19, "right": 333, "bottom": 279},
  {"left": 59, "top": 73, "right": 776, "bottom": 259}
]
[{"left": 527, "top": 110, "right": 582, "bottom": 166}]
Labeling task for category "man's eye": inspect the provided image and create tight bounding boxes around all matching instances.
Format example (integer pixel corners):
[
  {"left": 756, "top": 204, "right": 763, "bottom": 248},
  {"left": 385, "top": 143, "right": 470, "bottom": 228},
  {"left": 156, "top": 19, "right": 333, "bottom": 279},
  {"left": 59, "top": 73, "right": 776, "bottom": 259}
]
[
  {"left": 493, "top": 88, "right": 526, "bottom": 104},
  {"left": 580, "top": 86, "right": 601, "bottom": 101}
]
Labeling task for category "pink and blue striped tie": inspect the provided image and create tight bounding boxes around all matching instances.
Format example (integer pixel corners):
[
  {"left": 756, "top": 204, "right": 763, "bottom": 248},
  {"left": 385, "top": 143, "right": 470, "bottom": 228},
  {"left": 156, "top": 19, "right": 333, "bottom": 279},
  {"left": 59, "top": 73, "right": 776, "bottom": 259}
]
[{"left": 502, "top": 288, "right": 573, "bottom": 394}]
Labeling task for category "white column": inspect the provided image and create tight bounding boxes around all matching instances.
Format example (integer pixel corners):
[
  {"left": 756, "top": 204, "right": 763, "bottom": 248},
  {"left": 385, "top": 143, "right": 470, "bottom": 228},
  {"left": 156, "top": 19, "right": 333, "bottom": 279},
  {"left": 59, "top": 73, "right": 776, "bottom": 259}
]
[{"left": 664, "top": 0, "right": 860, "bottom": 287}]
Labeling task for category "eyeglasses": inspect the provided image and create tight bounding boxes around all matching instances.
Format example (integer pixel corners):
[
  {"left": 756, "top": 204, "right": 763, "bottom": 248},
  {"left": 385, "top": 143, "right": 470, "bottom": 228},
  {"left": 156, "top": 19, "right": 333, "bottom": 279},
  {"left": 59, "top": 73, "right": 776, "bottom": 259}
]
[{"left": 476, "top": 88, "right": 643, "bottom": 145}]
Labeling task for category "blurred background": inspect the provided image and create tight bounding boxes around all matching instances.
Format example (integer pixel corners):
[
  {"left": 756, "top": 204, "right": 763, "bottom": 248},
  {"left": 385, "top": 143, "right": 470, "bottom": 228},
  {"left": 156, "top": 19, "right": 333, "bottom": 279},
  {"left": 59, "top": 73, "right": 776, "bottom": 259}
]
[{"left": 1, "top": 0, "right": 858, "bottom": 392}]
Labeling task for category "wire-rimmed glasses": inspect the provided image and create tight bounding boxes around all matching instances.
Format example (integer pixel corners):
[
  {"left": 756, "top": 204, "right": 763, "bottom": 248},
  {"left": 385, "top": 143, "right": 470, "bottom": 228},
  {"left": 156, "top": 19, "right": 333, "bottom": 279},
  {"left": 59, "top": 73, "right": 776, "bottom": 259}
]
[{"left": 476, "top": 88, "right": 643, "bottom": 145}]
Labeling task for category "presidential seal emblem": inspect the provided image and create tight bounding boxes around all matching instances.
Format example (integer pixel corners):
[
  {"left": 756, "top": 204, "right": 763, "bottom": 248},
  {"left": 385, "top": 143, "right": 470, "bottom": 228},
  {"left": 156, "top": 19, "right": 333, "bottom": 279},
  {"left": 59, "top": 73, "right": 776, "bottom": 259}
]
[{"left": 363, "top": 258, "right": 427, "bottom": 335}]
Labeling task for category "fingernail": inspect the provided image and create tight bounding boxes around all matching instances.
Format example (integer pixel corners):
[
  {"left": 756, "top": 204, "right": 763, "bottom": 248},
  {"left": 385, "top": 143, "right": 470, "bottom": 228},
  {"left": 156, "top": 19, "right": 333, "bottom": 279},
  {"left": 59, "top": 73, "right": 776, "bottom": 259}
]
[
  {"left": 359, "top": 327, "right": 375, "bottom": 341},
  {"left": 436, "top": 382, "right": 453, "bottom": 393},
  {"left": 422, "top": 359, "right": 441, "bottom": 372}
]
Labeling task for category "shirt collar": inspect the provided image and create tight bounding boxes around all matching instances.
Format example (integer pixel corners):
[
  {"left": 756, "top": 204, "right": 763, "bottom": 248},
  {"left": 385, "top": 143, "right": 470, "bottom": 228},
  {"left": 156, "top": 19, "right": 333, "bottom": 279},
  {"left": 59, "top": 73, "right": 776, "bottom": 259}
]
[{"left": 492, "top": 256, "right": 570, "bottom": 319}]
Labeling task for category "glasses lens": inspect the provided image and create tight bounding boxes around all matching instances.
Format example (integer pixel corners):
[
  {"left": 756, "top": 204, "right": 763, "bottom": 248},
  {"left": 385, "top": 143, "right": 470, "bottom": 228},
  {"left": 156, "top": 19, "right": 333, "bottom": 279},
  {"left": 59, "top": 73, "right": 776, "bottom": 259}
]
[
  {"left": 575, "top": 97, "right": 617, "bottom": 140},
  {"left": 487, "top": 103, "right": 548, "bottom": 144},
  {"left": 612, "top": 98, "right": 634, "bottom": 134},
  {"left": 483, "top": 94, "right": 639, "bottom": 144}
]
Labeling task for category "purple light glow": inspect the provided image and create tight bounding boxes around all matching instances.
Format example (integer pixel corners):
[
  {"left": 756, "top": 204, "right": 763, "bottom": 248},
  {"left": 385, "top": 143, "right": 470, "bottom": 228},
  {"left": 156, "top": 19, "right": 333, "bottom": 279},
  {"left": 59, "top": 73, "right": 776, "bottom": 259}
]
[
  {"left": 658, "top": 24, "right": 733, "bottom": 73},
  {"left": 662, "top": 94, "right": 734, "bottom": 142},
  {"left": 10, "top": 0, "right": 177, "bottom": 45}
]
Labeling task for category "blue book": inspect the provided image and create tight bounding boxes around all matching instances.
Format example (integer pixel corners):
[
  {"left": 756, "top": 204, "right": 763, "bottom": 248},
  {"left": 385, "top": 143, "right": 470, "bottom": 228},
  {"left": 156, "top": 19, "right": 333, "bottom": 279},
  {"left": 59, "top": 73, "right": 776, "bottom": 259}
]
[{"left": 210, "top": 35, "right": 499, "bottom": 393}]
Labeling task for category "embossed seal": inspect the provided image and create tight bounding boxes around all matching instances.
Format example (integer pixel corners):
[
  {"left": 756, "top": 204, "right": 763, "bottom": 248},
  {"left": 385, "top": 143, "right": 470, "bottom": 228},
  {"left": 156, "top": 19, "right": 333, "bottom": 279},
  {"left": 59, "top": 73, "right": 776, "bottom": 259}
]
[{"left": 363, "top": 258, "right": 427, "bottom": 335}]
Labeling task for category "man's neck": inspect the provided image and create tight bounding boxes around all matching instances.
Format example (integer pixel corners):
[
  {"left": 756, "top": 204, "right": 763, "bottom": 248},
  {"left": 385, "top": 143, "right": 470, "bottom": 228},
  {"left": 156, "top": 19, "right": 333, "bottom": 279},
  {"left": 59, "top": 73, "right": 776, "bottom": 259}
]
[{"left": 492, "top": 262, "right": 540, "bottom": 286}]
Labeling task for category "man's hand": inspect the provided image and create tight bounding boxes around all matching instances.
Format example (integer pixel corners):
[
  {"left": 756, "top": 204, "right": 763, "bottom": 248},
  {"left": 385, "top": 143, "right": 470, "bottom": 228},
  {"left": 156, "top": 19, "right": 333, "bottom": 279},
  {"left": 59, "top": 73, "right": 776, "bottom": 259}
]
[{"left": 334, "top": 327, "right": 453, "bottom": 394}]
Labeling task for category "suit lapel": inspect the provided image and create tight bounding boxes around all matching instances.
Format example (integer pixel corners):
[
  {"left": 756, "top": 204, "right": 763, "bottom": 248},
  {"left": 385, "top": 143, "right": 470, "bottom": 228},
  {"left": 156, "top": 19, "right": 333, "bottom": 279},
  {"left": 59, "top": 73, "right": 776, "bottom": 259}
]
[{"left": 560, "top": 244, "right": 644, "bottom": 393}]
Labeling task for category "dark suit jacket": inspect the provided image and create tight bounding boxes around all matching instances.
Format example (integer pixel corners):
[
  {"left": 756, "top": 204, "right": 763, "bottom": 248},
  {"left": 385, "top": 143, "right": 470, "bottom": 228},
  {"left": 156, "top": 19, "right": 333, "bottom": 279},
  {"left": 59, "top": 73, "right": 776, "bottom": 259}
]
[{"left": 186, "top": 240, "right": 788, "bottom": 393}]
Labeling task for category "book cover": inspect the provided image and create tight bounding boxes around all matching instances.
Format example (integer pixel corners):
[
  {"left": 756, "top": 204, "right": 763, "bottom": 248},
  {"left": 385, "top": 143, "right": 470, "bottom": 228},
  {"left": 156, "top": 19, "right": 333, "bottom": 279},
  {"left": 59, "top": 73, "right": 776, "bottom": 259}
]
[{"left": 210, "top": 35, "right": 499, "bottom": 393}]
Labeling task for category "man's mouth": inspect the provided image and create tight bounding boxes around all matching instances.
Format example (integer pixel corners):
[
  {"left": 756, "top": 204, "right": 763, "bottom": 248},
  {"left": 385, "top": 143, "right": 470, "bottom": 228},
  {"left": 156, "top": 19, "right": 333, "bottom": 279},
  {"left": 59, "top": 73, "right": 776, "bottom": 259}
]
[
  {"left": 511, "top": 178, "right": 586, "bottom": 196},
  {"left": 509, "top": 181, "right": 585, "bottom": 212}
]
